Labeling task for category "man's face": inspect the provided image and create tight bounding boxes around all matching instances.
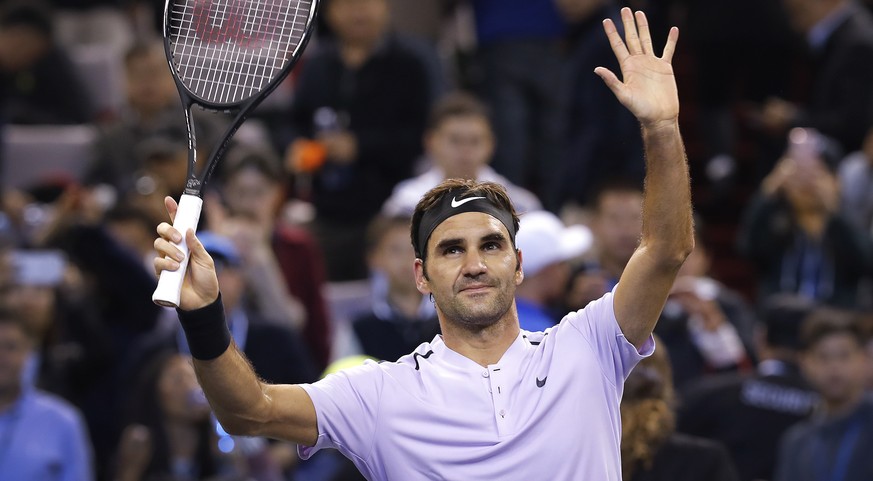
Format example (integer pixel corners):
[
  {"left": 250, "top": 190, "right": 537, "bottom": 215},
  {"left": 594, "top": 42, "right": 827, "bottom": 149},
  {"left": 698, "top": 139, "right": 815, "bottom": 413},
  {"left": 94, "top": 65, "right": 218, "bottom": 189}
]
[
  {"left": 326, "top": 0, "right": 389, "bottom": 46},
  {"left": 125, "top": 49, "right": 176, "bottom": 114},
  {"left": 0, "top": 323, "right": 29, "bottom": 394},
  {"left": 222, "top": 168, "right": 281, "bottom": 227},
  {"left": 593, "top": 191, "right": 643, "bottom": 267},
  {"left": 369, "top": 224, "right": 417, "bottom": 293},
  {"left": 415, "top": 212, "right": 522, "bottom": 330},
  {"left": 426, "top": 116, "right": 494, "bottom": 180},
  {"left": 802, "top": 333, "right": 869, "bottom": 405}
]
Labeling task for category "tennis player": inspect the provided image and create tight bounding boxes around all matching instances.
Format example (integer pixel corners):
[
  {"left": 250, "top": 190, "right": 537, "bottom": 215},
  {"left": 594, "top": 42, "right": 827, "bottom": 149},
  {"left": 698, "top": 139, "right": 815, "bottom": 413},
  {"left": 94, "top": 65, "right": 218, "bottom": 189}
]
[{"left": 153, "top": 8, "right": 692, "bottom": 480}]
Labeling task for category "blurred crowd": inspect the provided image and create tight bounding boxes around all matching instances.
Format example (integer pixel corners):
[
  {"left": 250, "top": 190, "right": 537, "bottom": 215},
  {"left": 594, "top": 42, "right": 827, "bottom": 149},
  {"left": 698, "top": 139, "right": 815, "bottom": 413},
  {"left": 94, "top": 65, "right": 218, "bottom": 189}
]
[{"left": 1, "top": 0, "right": 873, "bottom": 480}]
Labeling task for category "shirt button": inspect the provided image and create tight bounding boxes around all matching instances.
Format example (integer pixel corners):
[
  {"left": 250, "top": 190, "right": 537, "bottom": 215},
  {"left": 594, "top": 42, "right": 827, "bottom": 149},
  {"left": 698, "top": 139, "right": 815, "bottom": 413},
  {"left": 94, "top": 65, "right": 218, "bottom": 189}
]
[
  {"left": 499, "top": 409, "right": 506, "bottom": 418},
  {"left": 482, "top": 371, "right": 489, "bottom": 378}
]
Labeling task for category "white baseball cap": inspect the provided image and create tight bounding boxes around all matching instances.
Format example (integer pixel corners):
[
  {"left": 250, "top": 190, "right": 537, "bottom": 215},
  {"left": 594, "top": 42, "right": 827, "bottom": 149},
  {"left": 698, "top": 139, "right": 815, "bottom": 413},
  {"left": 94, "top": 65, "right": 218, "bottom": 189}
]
[{"left": 517, "top": 210, "right": 593, "bottom": 277}]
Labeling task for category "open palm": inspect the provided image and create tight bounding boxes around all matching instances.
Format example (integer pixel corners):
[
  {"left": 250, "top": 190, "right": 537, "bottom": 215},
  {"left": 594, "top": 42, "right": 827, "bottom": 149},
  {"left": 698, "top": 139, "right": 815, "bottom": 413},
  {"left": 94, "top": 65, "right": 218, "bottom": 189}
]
[{"left": 595, "top": 8, "right": 679, "bottom": 127}]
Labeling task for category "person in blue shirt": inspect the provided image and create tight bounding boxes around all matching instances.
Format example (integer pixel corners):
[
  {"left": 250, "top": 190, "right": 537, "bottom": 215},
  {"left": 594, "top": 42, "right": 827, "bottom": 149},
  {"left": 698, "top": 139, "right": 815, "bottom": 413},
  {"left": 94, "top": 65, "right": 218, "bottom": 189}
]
[
  {"left": 0, "top": 306, "right": 93, "bottom": 480},
  {"left": 514, "top": 210, "right": 592, "bottom": 332}
]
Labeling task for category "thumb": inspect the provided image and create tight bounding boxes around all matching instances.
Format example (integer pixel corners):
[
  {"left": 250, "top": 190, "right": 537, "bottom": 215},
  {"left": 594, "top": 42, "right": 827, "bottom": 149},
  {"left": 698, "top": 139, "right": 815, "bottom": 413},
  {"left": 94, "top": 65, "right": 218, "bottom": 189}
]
[
  {"left": 185, "top": 229, "right": 213, "bottom": 266},
  {"left": 594, "top": 66, "right": 627, "bottom": 104}
]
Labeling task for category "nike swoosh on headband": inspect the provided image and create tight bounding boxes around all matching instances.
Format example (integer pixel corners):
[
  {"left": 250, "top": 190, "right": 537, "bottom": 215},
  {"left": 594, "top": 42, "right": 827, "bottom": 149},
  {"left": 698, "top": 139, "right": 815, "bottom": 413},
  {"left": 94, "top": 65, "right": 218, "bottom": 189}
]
[{"left": 451, "top": 196, "right": 486, "bottom": 208}]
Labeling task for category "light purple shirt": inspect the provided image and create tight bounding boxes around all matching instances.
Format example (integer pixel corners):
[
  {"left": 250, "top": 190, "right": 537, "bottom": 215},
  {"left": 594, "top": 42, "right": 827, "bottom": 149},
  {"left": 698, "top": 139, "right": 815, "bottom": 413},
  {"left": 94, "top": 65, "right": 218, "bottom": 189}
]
[{"left": 299, "top": 290, "right": 654, "bottom": 480}]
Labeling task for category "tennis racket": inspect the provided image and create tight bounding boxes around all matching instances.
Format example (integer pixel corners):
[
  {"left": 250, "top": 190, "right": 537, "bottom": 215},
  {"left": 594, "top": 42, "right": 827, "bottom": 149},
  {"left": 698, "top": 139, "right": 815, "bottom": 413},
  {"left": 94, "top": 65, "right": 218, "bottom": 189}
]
[{"left": 153, "top": 0, "right": 319, "bottom": 308}]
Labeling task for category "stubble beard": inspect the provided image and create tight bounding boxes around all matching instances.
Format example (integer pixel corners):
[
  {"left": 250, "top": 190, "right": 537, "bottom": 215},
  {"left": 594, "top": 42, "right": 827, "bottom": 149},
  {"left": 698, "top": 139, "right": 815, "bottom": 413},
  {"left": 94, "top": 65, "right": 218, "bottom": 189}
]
[{"left": 436, "top": 280, "right": 515, "bottom": 331}]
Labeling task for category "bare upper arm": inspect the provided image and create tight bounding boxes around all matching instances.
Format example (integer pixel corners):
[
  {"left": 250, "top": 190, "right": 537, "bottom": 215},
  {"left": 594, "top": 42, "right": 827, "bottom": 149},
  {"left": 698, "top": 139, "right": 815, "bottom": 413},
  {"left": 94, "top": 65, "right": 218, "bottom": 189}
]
[
  {"left": 613, "top": 245, "right": 683, "bottom": 349},
  {"left": 257, "top": 384, "right": 319, "bottom": 446}
]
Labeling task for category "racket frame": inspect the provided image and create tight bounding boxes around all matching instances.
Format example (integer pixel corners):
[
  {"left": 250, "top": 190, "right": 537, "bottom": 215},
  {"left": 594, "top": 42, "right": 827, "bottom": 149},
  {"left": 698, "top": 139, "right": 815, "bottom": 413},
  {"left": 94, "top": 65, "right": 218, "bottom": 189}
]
[{"left": 153, "top": 0, "right": 319, "bottom": 308}]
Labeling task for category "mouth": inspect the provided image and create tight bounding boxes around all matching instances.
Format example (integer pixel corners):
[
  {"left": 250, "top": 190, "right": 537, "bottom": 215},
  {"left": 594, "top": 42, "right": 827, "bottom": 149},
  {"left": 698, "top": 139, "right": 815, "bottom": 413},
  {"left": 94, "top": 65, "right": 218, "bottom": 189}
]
[{"left": 459, "top": 284, "right": 493, "bottom": 294}]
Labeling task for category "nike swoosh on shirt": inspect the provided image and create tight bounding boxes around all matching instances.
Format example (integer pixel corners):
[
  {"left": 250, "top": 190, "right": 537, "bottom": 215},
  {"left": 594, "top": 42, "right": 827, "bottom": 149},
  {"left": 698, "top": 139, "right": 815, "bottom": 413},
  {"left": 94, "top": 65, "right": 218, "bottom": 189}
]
[
  {"left": 451, "top": 196, "right": 485, "bottom": 208},
  {"left": 536, "top": 377, "right": 547, "bottom": 388}
]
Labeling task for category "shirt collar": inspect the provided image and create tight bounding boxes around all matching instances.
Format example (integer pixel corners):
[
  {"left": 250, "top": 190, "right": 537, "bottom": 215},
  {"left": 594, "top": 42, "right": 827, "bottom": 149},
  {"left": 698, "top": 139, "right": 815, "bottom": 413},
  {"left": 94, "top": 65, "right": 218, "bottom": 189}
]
[{"left": 433, "top": 328, "right": 531, "bottom": 373}]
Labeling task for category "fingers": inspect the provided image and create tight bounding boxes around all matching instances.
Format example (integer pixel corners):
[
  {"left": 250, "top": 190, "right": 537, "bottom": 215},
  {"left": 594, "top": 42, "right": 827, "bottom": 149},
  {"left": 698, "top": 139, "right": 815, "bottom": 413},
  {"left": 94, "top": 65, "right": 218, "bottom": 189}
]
[
  {"left": 634, "top": 10, "right": 654, "bottom": 55},
  {"left": 164, "top": 196, "right": 178, "bottom": 223},
  {"left": 601, "top": 18, "right": 629, "bottom": 64},
  {"left": 153, "top": 222, "right": 184, "bottom": 276},
  {"left": 662, "top": 26, "right": 679, "bottom": 63},
  {"left": 621, "top": 7, "right": 642, "bottom": 55},
  {"left": 603, "top": 9, "right": 679, "bottom": 63}
]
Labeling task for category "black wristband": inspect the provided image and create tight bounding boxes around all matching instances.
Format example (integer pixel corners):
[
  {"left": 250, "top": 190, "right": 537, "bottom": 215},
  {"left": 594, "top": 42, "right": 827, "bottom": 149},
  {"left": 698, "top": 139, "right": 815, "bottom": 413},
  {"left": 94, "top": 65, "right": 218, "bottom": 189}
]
[{"left": 176, "top": 295, "right": 231, "bottom": 360}]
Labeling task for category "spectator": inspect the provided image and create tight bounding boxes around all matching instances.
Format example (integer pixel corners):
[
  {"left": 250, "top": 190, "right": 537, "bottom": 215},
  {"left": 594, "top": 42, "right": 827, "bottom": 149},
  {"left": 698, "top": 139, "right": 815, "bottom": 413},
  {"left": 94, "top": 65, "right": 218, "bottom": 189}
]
[
  {"left": 755, "top": 0, "right": 873, "bottom": 154},
  {"left": 678, "top": 294, "right": 820, "bottom": 481},
  {"left": 468, "top": 0, "right": 565, "bottom": 194},
  {"left": 655, "top": 221, "right": 758, "bottom": 389},
  {"left": 773, "top": 307, "right": 873, "bottom": 481},
  {"left": 115, "top": 351, "right": 248, "bottom": 481},
  {"left": 0, "top": 305, "right": 93, "bottom": 480},
  {"left": 351, "top": 214, "right": 439, "bottom": 362},
  {"left": 381, "top": 91, "right": 542, "bottom": 217},
  {"left": 85, "top": 42, "right": 195, "bottom": 194},
  {"left": 738, "top": 131, "right": 873, "bottom": 308},
  {"left": 563, "top": 178, "right": 643, "bottom": 310},
  {"left": 550, "top": 0, "right": 645, "bottom": 210},
  {"left": 215, "top": 145, "right": 332, "bottom": 370},
  {"left": 285, "top": 0, "right": 433, "bottom": 281},
  {"left": 514, "top": 210, "right": 591, "bottom": 331},
  {"left": 0, "top": 1, "right": 95, "bottom": 124},
  {"left": 621, "top": 337, "right": 740, "bottom": 481}
]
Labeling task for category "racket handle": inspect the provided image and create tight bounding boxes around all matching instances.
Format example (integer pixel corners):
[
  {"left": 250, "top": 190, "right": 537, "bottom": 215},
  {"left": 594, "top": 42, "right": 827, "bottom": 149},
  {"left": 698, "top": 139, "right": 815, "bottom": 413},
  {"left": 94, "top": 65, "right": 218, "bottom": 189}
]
[{"left": 153, "top": 194, "right": 203, "bottom": 308}]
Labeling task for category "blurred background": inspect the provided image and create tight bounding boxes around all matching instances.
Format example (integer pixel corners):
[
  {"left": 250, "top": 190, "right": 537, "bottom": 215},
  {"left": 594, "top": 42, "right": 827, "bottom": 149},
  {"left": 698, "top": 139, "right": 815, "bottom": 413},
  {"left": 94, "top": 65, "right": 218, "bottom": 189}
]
[{"left": 1, "top": 0, "right": 872, "bottom": 480}]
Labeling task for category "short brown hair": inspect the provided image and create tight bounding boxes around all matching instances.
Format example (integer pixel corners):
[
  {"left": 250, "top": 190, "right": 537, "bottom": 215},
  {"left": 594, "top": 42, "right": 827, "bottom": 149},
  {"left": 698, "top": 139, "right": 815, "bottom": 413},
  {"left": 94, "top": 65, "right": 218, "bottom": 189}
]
[
  {"left": 799, "top": 307, "right": 867, "bottom": 351},
  {"left": 410, "top": 179, "right": 519, "bottom": 260},
  {"left": 426, "top": 91, "right": 490, "bottom": 132}
]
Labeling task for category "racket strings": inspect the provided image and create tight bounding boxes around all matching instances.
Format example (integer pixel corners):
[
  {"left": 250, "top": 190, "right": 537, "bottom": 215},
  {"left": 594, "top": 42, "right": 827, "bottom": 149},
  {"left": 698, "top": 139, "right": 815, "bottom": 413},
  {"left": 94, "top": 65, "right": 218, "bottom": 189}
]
[{"left": 168, "top": 0, "right": 310, "bottom": 104}]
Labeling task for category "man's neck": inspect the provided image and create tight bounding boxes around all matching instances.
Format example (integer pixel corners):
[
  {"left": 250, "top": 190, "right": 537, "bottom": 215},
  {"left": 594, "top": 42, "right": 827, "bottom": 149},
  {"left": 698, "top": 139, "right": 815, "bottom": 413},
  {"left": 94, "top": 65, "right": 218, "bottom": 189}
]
[{"left": 439, "top": 308, "right": 520, "bottom": 367}]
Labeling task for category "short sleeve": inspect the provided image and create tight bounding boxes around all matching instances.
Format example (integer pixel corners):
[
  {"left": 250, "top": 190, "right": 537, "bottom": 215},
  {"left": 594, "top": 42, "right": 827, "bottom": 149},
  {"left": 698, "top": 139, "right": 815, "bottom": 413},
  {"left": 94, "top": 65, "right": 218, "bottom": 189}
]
[
  {"left": 297, "top": 361, "right": 384, "bottom": 473},
  {"left": 564, "top": 289, "right": 655, "bottom": 386}
]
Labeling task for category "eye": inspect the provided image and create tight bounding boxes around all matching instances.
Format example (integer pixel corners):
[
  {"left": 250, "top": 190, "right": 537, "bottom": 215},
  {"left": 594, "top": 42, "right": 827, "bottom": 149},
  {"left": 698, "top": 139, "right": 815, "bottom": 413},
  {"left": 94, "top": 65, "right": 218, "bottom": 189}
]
[
  {"left": 483, "top": 241, "right": 501, "bottom": 251},
  {"left": 443, "top": 246, "right": 463, "bottom": 256}
]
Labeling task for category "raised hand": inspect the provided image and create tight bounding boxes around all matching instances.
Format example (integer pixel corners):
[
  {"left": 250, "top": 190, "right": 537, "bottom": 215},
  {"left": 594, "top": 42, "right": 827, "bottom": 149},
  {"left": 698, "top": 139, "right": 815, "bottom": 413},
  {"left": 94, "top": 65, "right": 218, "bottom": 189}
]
[
  {"left": 153, "top": 196, "right": 220, "bottom": 311},
  {"left": 595, "top": 8, "right": 679, "bottom": 128}
]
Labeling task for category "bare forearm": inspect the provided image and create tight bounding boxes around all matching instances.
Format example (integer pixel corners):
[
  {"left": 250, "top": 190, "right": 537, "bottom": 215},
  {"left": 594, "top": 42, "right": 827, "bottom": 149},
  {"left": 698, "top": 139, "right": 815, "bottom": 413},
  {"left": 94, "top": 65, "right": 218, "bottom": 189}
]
[
  {"left": 192, "top": 343, "right": 271, "bottom": 436},
  {"left": 614, "top": 120, "right": 693, "bottom": 347},
  {"left": 178, "top": 298, "right": 318, "bottom": 444},
  {"left": 640, "top": 119, "right": 694, "bottom": 261}
]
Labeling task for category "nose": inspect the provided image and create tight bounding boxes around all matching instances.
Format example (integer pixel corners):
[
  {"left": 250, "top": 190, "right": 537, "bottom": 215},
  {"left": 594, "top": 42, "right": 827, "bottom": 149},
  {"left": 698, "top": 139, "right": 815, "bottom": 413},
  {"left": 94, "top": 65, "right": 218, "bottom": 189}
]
[{"left": 461, "top": 249, "right": 487, "bottom": 278}]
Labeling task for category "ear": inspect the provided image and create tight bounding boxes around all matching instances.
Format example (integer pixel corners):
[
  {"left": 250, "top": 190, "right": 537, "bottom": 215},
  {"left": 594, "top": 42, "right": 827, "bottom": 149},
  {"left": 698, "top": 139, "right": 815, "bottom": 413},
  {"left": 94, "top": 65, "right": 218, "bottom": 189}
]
[
  {"left": 414, "top": 258, "right": 431, "bottom": 295},
  {"left": 515, "top": 249, "right": 524, "bottom": 285}
]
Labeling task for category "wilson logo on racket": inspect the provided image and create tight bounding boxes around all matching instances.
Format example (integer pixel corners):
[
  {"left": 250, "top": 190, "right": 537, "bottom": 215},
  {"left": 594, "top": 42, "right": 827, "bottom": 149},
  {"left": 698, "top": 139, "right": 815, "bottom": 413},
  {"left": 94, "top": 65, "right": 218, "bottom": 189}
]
[{"left": 192, "top": 0, "right": 277, "bottom": 47}]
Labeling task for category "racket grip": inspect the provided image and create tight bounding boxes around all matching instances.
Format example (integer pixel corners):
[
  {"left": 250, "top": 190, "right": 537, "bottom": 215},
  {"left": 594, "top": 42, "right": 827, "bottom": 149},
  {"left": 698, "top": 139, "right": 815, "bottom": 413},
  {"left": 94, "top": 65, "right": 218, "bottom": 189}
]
[{"left": 153, "top": 194, "right": 203, "bottom": 308}]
